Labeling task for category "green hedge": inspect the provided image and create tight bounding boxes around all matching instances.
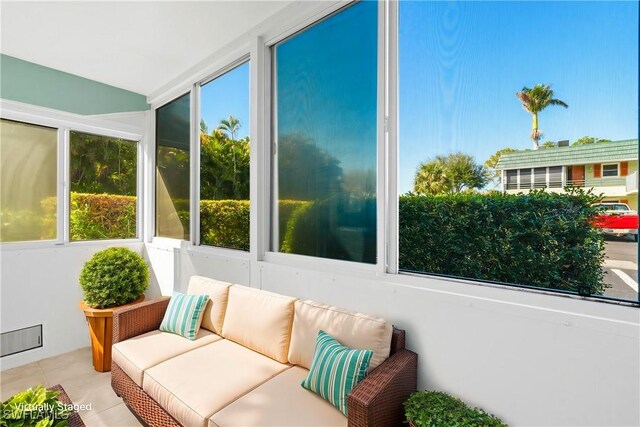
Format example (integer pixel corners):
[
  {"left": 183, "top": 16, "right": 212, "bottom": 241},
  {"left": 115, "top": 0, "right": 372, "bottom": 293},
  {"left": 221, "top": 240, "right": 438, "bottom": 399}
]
[
  {"left": 70, "top": 193, "right": 137, "bottom": 240},
  {"left": 200, "top": 200, "right": 250, "bottom": 250},
  {"left": 399, "top": 190, "right": 605, "bottom": 295}
]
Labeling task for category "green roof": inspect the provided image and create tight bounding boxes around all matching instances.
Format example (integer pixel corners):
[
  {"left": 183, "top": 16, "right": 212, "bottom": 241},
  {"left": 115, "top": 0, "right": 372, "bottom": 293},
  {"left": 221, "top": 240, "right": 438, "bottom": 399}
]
[{"left": 495, "top": 139, "right": 638, "bottom": 170}]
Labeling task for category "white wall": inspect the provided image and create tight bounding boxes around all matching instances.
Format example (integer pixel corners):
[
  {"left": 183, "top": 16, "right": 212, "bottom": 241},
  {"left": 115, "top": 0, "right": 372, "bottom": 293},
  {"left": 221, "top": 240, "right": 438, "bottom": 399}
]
[
  {"left": 169, "top": 247, "right": 640, "bottom": 427},
  {"left": 0, "top": 242, "right": 165, "bottom": 371}
]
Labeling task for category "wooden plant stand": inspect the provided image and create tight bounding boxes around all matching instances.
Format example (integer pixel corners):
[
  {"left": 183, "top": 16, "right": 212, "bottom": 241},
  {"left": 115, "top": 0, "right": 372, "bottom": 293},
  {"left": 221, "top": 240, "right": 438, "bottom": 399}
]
[{"left": 78, "top": 296, "right": 145, "bottom": 372}]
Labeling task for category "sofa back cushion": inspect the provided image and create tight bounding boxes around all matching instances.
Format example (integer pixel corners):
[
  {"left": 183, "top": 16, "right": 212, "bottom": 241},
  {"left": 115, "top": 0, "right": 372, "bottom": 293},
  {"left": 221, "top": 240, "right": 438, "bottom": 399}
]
[
  {"left": 288, "top": 300, "right": 393, "bottom": 371},
  {"left": 221, "top": 285, "right": 297, "bottom": 363},
  {"left": 186, "top": 276, "right": 231, "bottom": 335}
]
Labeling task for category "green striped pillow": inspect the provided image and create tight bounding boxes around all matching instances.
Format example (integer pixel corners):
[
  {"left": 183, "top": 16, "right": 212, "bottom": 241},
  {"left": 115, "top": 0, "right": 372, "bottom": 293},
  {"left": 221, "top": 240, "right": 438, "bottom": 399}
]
[
  {"left": 301, "top": 330, "right": 373, "bottom": 415},
  {"left": 159, "top": 292, "right": 210, "bottom": 340}
]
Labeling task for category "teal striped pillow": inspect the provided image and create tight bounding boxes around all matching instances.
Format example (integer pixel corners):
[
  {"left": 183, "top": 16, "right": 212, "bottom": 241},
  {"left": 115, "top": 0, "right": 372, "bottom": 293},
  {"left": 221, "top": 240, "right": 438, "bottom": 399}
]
[
  {"left": 301, "top": 330, "right": 373, "bottom": 415},
  {"left": 159, "top": 292, "right": 210, "bottom": 340}
]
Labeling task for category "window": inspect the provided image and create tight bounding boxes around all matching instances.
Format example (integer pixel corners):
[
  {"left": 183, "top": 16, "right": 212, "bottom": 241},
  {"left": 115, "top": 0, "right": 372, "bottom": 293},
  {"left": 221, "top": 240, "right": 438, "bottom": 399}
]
[
  {"left": 69, "top": 131, "right": 138, "bottom": 240},
  {"left": 506, "top": 170, "right": 517, "bottom": 190},
  {"left": 199, "top": 62, "right": 250, "bottom": 251},
  {"left": 602, "top": 163, "right": 619, "bottom": 177},
  {"left": 0, "top": 119, "right": 57, "bottom": 242},
  {"left": 399, "top": 1, "right": 638, "bottom": 302},
  {"left": 548, "top": 166, "right": 562, "bottom": 188},
  {"left": 156, "top": 93, "right": 191, "bottom": 240},
  {"left": 519, "top": 169, "right": 532, "bottom": 189},
  {"left": 272, "top": 1, "right": 378, "bottom": 263},
  {"left": 534, "top": 167, "right": 547, "bottom": 188}
]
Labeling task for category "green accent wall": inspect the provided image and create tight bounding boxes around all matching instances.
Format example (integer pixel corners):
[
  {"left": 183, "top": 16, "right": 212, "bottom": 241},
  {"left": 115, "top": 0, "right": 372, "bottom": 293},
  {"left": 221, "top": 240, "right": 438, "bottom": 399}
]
[{"left": 0, "top": 54, "right": 149, "bottom": 115}]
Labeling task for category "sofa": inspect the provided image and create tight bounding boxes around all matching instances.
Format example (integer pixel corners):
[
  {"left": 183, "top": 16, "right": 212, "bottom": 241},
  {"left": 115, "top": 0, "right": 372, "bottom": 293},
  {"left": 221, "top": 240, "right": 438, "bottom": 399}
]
[{"left": 111, "top": 276, "right": 418, "bottom": 427}]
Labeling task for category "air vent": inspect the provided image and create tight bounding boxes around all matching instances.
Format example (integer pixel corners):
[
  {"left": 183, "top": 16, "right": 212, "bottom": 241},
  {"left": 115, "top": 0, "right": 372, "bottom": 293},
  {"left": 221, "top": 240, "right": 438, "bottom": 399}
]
[{"left": 1, "top": 325, "right": 42, "bottom": 357}]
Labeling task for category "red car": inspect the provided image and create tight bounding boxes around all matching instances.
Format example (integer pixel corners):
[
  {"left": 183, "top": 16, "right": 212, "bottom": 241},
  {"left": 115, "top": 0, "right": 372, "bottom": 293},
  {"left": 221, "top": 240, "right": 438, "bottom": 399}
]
[{"left": 593, "top": 203, "right": 639, "bottom": 241}]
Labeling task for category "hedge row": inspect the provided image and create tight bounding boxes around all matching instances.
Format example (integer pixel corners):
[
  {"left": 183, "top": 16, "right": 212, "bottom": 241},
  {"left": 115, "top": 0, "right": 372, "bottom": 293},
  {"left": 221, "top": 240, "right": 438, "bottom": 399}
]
[
  {"left": 3, "top": 191, "right": 606, "bottom": 295},
  {"left": 399, "top": 190, "right": 606, "bottom": 295}
]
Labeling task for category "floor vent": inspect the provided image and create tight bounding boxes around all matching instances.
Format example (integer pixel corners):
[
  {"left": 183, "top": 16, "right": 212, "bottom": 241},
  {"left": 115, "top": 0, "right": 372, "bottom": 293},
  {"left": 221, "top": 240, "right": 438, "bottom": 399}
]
[{"left": 1, "top": 325, "right": 43, "bottom": 357}]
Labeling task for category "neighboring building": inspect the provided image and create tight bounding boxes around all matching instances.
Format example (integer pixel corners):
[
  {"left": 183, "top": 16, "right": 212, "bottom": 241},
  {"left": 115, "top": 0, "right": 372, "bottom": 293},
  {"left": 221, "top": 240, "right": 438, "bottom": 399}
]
[{"left": 495, "top": 139, "right": 639, "bottom": 209}]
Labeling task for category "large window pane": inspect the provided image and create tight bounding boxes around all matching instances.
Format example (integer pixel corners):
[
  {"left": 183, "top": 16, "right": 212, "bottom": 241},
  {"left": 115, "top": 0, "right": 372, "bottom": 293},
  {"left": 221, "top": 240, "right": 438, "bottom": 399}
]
[
  {"left": 70, "top": 131, "right": 138, "bottom": 240},
  {"left": 0, "top": 119, "right": 57, "bottom": 242},
  {"left": 199, "top": 62, "right": 250, "bottom": 251},
  {"left": 272, "top": 1, "right": 378, "bottom": 264},
  {"left": 399, "top": 1, "right": 638, "bottom": 302},
  {"left": 156, "top": 93, "right": 190, "bottom": 240}
]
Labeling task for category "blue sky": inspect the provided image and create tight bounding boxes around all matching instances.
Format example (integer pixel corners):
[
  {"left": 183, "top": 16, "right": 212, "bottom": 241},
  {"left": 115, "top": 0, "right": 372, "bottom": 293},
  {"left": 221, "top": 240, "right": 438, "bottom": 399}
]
[
  {"left": 199, "top": 1, "right": 638, "bottom": 194},
  {"left": 399, "top": 1, "right": 639, "bottom": 193},
  {"left": 200, "top": 61, "right": 250, "bottom": 139}
]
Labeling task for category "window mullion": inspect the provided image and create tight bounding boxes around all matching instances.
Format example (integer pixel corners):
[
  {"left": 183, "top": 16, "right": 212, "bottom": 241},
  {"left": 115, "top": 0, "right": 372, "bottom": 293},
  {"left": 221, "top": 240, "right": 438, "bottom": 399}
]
[{"left": 60, "top": 128, "right": 69, "bottom": 244}]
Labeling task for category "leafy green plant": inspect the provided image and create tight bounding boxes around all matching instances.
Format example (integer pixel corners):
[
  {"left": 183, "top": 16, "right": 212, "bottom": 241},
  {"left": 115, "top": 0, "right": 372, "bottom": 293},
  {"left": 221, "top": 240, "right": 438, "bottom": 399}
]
[
  {"left": 1, "top": 385, "right": 72, "bottom": 427},
  {"left": 405, "top": 391, "right": 507, "bottom": 427},
  {"left": 79, "top": 247, "right": 149, "bottom": 309},
  {"left": 399, "top": 189, "right": 606, "bottom": 295}
]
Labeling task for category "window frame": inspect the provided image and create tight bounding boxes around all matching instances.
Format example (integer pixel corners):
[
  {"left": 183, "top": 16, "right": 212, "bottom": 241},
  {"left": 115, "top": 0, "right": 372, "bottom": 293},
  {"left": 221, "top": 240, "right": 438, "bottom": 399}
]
[
  {"left": 602, "top": 162, "right": 620, "bottom": 178},
  {"left": 264, "top": 0, "right": 387, "bottom": 272},
  {"left": 0, "top": 99, "right": 145, "bottom": 251}
]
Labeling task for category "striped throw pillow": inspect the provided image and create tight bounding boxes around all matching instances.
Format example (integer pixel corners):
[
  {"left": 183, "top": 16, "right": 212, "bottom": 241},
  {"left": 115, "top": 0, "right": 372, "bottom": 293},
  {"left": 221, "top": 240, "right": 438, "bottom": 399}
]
[
  {"left": 301, "top": 330, "right": 373, "bottom": 415},
  {"left": 159, "top": 292, "right": 210, "bottom": 340}
]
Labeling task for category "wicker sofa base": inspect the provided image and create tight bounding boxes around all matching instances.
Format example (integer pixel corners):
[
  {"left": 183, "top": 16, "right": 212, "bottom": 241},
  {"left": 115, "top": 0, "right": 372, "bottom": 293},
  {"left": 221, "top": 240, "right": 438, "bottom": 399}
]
[{"left": 112, "top": 363, "right": 180, "bottom": 427}]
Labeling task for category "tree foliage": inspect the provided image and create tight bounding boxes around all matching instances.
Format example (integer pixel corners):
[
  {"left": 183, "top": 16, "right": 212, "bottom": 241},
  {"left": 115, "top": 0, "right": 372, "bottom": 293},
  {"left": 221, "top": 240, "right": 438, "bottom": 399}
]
[
  {"left": 414, "top": 153, "right": 488, "bottom": 195},
  {"left": 70, "top": 132, "right": 137, "bottom": 196},
  {"left": 200, "top": 131, "right": 250, "bottom": 200},
  {"left": 572, "top": 136, "right": 611, "bottom": 146},
  {"left": 485, "top": 147, "right": 518, "bottom": 183},
  {"left": 516, "top": 84, "right": 568, "bottom": 149}
]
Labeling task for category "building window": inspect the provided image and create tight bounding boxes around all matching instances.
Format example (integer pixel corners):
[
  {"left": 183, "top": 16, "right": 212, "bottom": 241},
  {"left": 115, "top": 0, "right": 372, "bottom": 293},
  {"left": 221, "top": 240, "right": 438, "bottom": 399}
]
[
  {"left": 519, "top": 169, "right": 532, "bottom": 189},
  {"left": 156, "top": 93, "right": 190, "bottom": 240},
  {"left": 0, "top": 119, "right": 57, "bottom": 242},
  {"left": 505, "top": 170, "right": 518, "bottom": 190},
  {"left": 199, "top": 62, "right": 250, "bottom": 251},
  {"left": 69, "top": 131, "right": 138, "bottom": 240},
  {"left": 271, "top": 1, "right": 378, "bottom": 263},
  {"left": 602, "top": 163, "right": 619, "bottom": 177},
  {"left": 534, "top": 167, "right": 547, "bottom": 188},
  {"left": 548, "top": 166, "right": 563, "bottom": 188}
]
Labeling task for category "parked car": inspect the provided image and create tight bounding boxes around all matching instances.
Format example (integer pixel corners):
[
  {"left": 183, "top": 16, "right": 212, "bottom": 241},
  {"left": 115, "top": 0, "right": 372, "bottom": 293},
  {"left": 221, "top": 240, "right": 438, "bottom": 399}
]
[{"left": 593, "top": 203, "right": 639, "bottom": 241}]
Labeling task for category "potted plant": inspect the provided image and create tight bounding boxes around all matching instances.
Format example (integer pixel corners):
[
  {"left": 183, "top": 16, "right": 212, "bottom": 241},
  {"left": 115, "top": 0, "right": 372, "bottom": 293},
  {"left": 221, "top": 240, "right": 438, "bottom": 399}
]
[
  {"left": 404, "top": 391, "right": 507, "bottom": 427},
  {"left": 78, "top": 247, "right": 149, "bottom": 372},
  {"left": 1, "top": 385, "right": 76, "bottom": 427}
]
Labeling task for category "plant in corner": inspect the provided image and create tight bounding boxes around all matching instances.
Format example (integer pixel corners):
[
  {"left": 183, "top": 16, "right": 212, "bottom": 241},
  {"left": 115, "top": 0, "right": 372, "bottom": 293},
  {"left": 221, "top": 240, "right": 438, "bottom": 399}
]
[
  {"left": 405, "top": 391, "right": 507, "bottom": 427},
  {"left": 78, "top": 247, "right": 149, "bottom": 372}
]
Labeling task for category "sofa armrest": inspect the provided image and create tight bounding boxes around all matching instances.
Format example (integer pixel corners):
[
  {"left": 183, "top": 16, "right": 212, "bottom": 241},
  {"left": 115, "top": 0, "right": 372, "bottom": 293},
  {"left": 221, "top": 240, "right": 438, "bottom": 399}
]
[
  {"left": 347, "top": 349, "right": 418, "bottom": 427},
  {"left": 112, "top": 297, "right": 170, "bottom": 344}
]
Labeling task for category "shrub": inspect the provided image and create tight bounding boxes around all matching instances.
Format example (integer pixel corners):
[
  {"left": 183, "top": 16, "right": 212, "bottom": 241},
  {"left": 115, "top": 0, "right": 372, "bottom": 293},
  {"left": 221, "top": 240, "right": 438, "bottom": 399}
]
[
  {"left": 399, "top": 189, "right": 606, "bottom": 295},
  {"left": 79, "top": 247, "right": 149, "bottom": 308},
  {"left": 200, "top": 200, "right": 250, "bottom": 250},
  {"left": 1, "top": 385, "right": 72, "bottom": 427},
  {"left": 281, "top": 197, "right": 376, "bottom": 263},
  {"left": 405, "top": 391, "right": 507, "bottom": 427},
  {"left": 70, "top": 193, "right": 136, "bottom": 240}
]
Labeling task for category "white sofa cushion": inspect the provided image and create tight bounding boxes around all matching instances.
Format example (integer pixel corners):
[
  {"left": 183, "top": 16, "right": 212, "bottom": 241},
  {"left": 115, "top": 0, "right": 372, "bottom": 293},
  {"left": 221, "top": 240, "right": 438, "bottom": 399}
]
[
  {"left": 288, "top": 300, "right": 392, "bottom": 371},
  {"left": 221, "top": 286, "right": 296, "bottom": 363},
  {"left": 143, "top": 339, "right": 290, "bottom": 427},
  {"left": 209, "top": 366, "right": 346, "bottom": 427},
  {"left": 187, "top": 276, "right": 232, "bottom": 335},
  {"left": 112, "top": 329, "right": 220, "bottom": 387}
]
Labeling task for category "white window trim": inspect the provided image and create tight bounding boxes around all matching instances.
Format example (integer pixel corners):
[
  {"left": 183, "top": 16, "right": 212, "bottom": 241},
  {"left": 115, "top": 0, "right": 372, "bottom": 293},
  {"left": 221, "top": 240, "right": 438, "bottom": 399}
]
[
  {"left": 602, "top": 162, "right": 620, "bottom": 178},
  {"left": 0, "top": 99, "right": 145, "bottom": 251}
]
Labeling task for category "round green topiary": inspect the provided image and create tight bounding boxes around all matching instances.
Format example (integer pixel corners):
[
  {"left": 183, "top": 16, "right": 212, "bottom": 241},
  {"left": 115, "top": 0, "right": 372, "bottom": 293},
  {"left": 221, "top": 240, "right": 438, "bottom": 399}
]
[
  {"left": 79, "top": 247, "right": 149, "bottom": 309},
  {"left": 405, "top": 391, "right": 507, "bottom": 427}
]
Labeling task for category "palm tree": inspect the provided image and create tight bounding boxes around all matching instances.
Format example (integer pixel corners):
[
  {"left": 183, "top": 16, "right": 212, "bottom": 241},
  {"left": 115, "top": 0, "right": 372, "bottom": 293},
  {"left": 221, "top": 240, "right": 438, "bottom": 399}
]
[
  {"left": 516, "top": 84, "right": 568, "bottom": 150},
  {"left": 216, "top": 116, "right": 242, "bottom": 194},
  {"left": 217, "top": 116, "right": 240, "bottom": 140}
]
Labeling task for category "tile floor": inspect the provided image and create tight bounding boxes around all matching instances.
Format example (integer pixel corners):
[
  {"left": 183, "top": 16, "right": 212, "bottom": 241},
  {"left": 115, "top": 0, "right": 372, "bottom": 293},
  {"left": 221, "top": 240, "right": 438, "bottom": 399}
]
[{"left": 0, "top": 347, "right": 142, "bottom": 426}]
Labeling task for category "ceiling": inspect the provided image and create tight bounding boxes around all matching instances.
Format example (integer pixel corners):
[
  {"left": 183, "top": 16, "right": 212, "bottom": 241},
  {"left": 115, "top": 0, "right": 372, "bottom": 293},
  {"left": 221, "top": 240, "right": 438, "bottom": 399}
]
[{"left": 0, "top": 1, "right": 293, "bottom": 96}]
